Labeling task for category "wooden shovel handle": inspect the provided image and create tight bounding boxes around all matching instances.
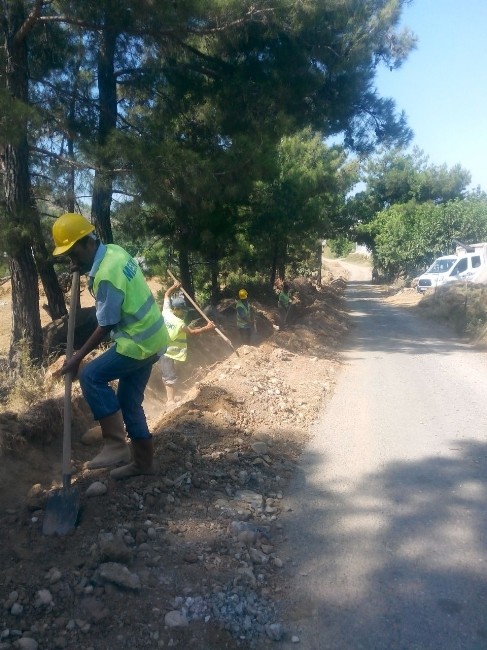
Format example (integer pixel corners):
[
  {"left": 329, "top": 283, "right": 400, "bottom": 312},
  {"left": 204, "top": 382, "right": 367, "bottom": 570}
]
[
  {"left": 62, "top": 271, "right": 79, "bottom": 482},
  {"left": 167, "top": 270, "right": 239, "bottom": 356}
]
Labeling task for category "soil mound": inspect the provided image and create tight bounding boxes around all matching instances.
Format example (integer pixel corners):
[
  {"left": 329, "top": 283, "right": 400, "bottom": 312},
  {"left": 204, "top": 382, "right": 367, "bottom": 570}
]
[{"left": 0, "top": 270, "right": 349, "bottom": 649}]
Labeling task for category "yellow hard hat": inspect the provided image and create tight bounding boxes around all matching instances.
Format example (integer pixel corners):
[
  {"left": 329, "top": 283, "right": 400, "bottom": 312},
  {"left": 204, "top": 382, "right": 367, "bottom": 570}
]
[
  {"left": 238, "top": 289, "right": 248, "bottom": 299},
  {"left": 52, "top": 213, "right": 95, "bottom": 256}
]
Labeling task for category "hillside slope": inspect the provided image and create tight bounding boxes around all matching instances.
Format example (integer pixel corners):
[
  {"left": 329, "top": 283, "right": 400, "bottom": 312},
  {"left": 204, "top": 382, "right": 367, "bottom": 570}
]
[{"left": 0, "top": 262, "right": 355, "bottom": 650}]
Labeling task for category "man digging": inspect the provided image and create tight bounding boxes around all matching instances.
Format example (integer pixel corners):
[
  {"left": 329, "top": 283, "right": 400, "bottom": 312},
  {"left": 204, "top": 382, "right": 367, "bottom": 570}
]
[{"left": 52, "top": 213, "right": 168, "bottom": 479}]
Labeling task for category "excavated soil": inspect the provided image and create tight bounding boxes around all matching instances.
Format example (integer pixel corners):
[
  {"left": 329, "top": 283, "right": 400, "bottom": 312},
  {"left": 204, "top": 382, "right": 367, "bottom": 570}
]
[{"left": 0, "top": 261, "right": 355, "bottom": 649}]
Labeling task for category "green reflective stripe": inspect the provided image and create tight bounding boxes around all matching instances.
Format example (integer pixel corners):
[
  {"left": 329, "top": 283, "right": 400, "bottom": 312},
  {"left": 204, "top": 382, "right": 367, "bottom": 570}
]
[
  {"left": 119, "top": 294, "right": 156, "bottom": 326},
  {"left": 236, "top": 300, "right": 250, "bottom": 328},
  {"left": 113, "top": 316, "right": 165, "bottom": 344},
  {"left": 279, "top": 292, "right": 290, "bottom": 308},
  {"left": 165, "top": 342, "right": 187, "bottom": 361},
  {"left": 93, "top": 244, "right": 168, "bottom": 359}
]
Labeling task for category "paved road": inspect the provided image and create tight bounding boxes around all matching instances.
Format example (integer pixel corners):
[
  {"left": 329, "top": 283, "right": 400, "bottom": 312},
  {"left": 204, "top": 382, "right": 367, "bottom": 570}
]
[{"left": 281, "top": 265, "right": 487, "bottom": 649}]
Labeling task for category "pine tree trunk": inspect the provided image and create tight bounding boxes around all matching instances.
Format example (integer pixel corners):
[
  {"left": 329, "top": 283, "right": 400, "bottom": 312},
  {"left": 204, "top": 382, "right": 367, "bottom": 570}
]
[
  {"left": 270, "top": 239, "right": 278, "bottom": 288},
  {"left": 209, "top": 256, "right": 220, "bottom": 305},
  {"left": 9, "top": 247, "right": 43, "bottom": 366},
  {"left": 277, "top": 238, "right": 287, "bottom": 281},
  {"left": 3, "top": 3, "right": 43, "bottom": 366},
  {"left": 91, "top": 24, "right": 118, "bottom": 243},
  {"left": 32, "top": 219, "right": 68, "bottom": 320},
  {"left": 178, "top": 238, "right": 194, "bottom": 299}
]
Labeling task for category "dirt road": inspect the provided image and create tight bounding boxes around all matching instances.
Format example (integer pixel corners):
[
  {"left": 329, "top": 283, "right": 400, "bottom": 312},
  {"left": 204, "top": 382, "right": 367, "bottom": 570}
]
[{"left": 281, "top": 264, "right": 487, "bottom": 649}]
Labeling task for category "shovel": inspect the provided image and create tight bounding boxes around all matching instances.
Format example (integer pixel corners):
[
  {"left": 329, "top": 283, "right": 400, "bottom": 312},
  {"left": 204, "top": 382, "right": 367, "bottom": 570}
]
[
  {"left": 43, "top": 271, "right": 80, "bottom": 536},
  {"left": 167, "top": 270, "right": 239, "bottom": 357}
]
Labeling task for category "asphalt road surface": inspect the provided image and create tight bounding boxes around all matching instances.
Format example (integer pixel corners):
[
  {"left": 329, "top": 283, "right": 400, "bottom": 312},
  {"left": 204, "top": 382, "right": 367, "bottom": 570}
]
[{"left": 281, "top": 263, "right": 487, "bottom": 650}]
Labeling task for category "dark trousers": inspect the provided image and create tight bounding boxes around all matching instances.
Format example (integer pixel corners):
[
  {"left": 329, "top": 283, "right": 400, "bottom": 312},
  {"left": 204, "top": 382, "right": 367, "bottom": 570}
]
[{"left": 238, "top": 327, "right": 251, "bottom": 344}]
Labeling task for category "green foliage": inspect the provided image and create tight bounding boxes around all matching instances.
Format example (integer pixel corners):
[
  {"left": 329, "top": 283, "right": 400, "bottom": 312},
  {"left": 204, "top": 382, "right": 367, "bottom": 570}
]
[
  {"left": 0, "top": 254, "right": 8, "bottom": 277},
  {"left": 362, "top": 196, "right": 487, "bottom": 279},
  {"left": 1, "top": 0, "right": 419, "bottom": 363},
  {"left": 328, "top": 237, "right": 355, "bottom": 258},
  {"left": 352, "top": 147, "right": 472, "bottom": 227},
  {"left": 223, "top": 270, "right": 272, "bottom": 300},
  {"left": 246, "top": 129, "right": 358, "bottom": 279}
]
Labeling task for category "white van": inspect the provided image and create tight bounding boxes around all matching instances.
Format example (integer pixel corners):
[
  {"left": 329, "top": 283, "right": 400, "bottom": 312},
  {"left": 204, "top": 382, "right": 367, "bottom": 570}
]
[{"left": 416, "top": 244, "right": 487, "bottom": 293}]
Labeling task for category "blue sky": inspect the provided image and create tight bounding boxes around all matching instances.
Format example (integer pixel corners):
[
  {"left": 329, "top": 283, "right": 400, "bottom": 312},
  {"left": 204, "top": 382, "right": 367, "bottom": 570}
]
[{"left": 375, "top": 0, "right": 487, "bottom": 192}]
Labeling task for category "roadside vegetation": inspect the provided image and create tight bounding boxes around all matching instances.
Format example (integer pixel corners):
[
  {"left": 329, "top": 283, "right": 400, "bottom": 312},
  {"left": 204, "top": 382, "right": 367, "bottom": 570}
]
[
  {"left": 353, "top": 148, "right": 487, "bottom": 283},
  {"left": 1, "top": 0, "right": 415, "bottom": 370},
  {"left": 418, "top": 284, "right": 487, "bottom": 340},
  {"left": 1, "top": 0, "right": 486, "bottom": 378}
]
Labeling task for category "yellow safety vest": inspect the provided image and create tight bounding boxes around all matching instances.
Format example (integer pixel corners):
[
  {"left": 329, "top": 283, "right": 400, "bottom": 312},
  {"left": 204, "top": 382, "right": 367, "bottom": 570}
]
[
  {"left": 163, "top": 309, "right": 187, "bottom": 362},
  {"left": 278, "top": 291, "right": 290, "bottom": 308},
  {"left": 236, "top": 299, "right": 251, "bottom": 329},
  {"left": 93, "top": 244, "right": 168, "bottom": 360}
]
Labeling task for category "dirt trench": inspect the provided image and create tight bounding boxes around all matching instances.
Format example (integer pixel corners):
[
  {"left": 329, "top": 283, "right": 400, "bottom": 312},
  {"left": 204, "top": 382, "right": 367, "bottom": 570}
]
[{"left": 0, "top": 266, "right": 351, "bottom": 649}]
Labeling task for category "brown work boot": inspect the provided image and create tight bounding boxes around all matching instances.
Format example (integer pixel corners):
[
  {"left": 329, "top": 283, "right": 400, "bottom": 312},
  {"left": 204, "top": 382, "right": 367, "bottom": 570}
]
[
  {"left": 86, "top": 411, "right": 130, "bottom": 469},
  {"left": 110, "top": 438, "right": 155, "bottom": 480}
]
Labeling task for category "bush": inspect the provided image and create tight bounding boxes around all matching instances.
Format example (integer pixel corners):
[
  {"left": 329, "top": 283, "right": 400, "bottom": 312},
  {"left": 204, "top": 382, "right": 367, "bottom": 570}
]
[
  {"left": 327, "top": 237, "right": 354, "bottom": 258},
  {"left": 419, "top": 284, "right": 487, "bottom": 336}
]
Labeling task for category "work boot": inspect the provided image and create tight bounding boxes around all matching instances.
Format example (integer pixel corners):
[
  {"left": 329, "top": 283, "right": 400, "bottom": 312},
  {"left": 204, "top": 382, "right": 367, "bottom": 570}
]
[
  {"left": 86, "top": 411, "right": 130, "bottom": 469},
  {"left": 110, "top": 438, "right": 154, "bottom": 480}
]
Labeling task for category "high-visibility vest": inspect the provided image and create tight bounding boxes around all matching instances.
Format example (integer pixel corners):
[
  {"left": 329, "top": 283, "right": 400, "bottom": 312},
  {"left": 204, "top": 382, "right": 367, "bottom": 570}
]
[
  {"left": 236, "top": 300, "right": 251, "bottom": 328},
  {"left": 278, "top": 290, "right": 290, "bottom": 308},
  {"left": 163, "top": 309, "right": 187, "bottom": 362},
  {"left": 93, "top": 244, "right": 168, "bottom": 360}
]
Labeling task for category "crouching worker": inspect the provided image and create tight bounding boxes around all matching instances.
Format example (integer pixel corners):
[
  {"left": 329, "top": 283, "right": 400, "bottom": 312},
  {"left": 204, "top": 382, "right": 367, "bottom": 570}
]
[
  {"left": 161, "top": 280, "right": 215, "bottom": 406},
  {"left": 52, "top": 213, "right": 169, "bottom": 480}
]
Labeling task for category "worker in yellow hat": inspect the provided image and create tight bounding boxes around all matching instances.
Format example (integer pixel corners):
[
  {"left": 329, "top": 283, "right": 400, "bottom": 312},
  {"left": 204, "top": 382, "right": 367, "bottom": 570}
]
[
  {"left": 235, "top": 288, "right": 254, "bottom": 345},
  {"left": 52, "top": 213, "right": 169, "bottom": 480}
]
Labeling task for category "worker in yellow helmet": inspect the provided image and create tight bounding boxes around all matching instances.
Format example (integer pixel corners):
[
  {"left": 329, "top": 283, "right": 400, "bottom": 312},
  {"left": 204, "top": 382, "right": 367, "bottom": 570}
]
[
  {"left": 235, "top": 288, "right": 254, "bottom": 345},
  {"left": 52, "top": 213, "right": 169, "bottom": 480}
]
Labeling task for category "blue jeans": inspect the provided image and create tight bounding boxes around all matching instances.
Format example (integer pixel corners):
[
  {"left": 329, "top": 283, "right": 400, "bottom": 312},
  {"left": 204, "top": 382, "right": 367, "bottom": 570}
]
[
  {"left": 160, "top": 356, "right": 179, "bottom": 385},
  {"left": 79, "top": 345, "right": 158, "bottom": 440}
]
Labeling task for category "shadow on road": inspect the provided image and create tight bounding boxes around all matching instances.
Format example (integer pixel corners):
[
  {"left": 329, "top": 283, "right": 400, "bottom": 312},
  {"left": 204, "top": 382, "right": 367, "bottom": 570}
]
[
  {"left": 280, "top": 440, "right": 487, "bottom": 649},
  {"left": 341, "top": 280, "right": 472, "bottom": 358}
]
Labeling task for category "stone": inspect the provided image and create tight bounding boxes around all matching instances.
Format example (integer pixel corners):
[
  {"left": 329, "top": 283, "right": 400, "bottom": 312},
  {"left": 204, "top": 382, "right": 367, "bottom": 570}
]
[
  {"left": 234, "top": 490, "right": 263, "bottom": 512},
  {"left": 251, "top": 441, "right": 268, "bottom": 455},
  {"left": 265, "top": 623, "right": 284, "bottom": 641},
  {"left": 47, "top": 568, "right": 62, "bottom": 585},
  {"left": 228, "top": 521, "right": 258, "bottom": 545},
  {"left": 97, "top": 563, "right": 141, "bottom": 590},
  {"left": 164, "top": 611, "right": 188, "bottom": 628},
  {"left": 34, "top": 589, "right": 53, "bottom": 608},
  {"left": 98, "top": 536, "right": 133, "bottom": 564},
  {"left": 80, "top": 597, "right": 110, "bottom": 623},
  {"left": 249, "top": 548, "right": 268, "bottom": 565},
  {"left": 14, "top": 638, "right": 38, "bottom": 650},
  {"left": 86, "top": 482, "right": 107, "bottom": 497},
  {"left": 27, "top": 484, "right": 43, "bottom": 499}
]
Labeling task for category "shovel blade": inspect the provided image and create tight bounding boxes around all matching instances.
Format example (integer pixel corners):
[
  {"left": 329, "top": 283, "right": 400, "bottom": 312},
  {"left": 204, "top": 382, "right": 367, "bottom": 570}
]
[{"left": 42, "top": 487, "right": 80, "bottom": 536}]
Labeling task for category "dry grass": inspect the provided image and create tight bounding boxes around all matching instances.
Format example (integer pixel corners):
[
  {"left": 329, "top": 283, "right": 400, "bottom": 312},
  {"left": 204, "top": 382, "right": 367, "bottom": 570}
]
[
  {"left": 418, "top": 283, "right": 487, "bottom": 337},
  {"left": 0, "top": 340, "right": 59, "bottom": 413},
  {"left": 346, "top": 252, "right": 373, "bottom": 267}
]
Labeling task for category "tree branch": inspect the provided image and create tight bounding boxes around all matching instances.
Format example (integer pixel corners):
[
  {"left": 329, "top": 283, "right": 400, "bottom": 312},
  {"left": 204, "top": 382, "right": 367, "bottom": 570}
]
[
  {"left": 13, "top": 0, "right": 43, "bottom": 45},
  {"left": 31, "top": 146, "right": 94, "bottom": 170}
]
